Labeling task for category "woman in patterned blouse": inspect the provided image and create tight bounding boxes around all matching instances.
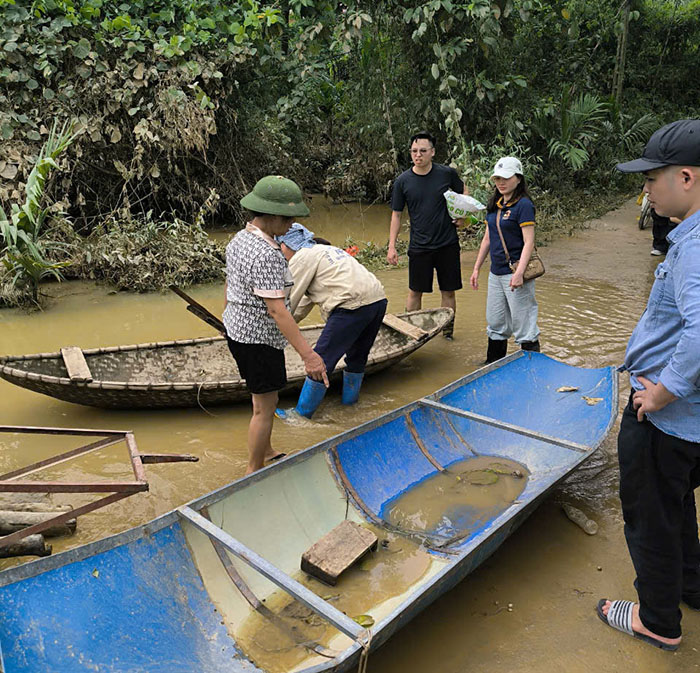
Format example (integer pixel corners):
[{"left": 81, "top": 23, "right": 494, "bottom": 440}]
[{"left": 223, "top": 176, "right": 328, "bottom": 474}]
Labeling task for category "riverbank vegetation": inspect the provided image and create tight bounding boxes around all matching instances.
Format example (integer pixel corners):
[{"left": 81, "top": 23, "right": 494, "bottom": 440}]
[{"left": 1, "top": 0, "right": 699, "bottom": 306}]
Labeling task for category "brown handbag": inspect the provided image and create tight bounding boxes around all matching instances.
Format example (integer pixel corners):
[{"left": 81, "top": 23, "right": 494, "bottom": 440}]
[{"left": 494, "top": 209, "right": 545, "bottom": 281}]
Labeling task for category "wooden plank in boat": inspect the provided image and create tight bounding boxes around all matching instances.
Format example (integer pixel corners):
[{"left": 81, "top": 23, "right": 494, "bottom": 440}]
[
  {"left": 382, "top": 313, "right": 427, "bottom": 340},
  {"left": 301, "top": 520, "right": 378, "bottom": 585},
  {"left": 60, "top": 347, "right": 93, "bottom": 383}
]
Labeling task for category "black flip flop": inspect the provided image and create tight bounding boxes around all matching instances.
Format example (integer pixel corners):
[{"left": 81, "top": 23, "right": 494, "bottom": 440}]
[{"left": 596, "top": 598, "right": 679, "bottom": 651}]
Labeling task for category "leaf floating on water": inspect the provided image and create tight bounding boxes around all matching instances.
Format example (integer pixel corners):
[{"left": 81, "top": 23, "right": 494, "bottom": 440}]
[
  {"left": 353, "top": 614, "right": 375, "bottom": 627},
  {"left": 557, "top": 386, "right": 579, "bottom": 393},
  {"left": 488, "top": 462, "right": 515, "bottom": 475},
  {"left": 582, "top": 396, "right": 604, "bottom": 406},
  {"left": 487, "top": 463, "right": 524, "bottom": 479},
  {"left": 91, "top": 569, "right": 99, "bottom": 578},
  {"left": 464, "top": 470, "right": 499, "bottom": 485}
]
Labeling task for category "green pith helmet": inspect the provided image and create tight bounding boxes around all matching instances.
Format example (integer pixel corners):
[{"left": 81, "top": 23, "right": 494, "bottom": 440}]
[{"left": 240, "top": 175, "right": 310, "bottom": 217}]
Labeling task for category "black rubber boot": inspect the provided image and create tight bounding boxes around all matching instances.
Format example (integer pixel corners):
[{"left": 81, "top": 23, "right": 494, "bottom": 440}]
[
  {"left": 485, "top": 338, "right": 508, "bottom": 363},
  {"left": 520, "top": 340, "right": 541, "bottom": 352}
]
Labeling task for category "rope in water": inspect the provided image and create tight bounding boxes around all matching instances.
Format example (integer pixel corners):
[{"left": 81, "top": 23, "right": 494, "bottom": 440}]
[
  {"left": 357, "top": 629, "right": 372, "bottom": 673},
  {"left": 196, "top": 382, "right": 218, "bottom": 417}
]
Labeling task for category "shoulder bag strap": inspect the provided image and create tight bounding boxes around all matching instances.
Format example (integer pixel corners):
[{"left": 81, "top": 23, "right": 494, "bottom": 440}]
[{"left": 494, "top": 208, "right": 512, "bottom": 265}]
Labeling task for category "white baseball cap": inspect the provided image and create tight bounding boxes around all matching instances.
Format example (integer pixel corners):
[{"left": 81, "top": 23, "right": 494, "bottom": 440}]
[{"left": 491, "top": 157, "right": 523, "bottom": 179}]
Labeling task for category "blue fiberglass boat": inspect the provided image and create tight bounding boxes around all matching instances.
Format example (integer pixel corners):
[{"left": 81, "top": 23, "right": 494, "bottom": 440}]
[{"left": 0, "top": 352, "right": 617, "bottom": 673}]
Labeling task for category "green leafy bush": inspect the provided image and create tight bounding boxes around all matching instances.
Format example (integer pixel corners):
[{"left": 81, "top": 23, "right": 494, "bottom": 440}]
[
  {"left": 69, "top": 214, "right": 226, "bottom": 292},
  {"left": 0, "top": 0, "right": 284, "bottom": 222}
]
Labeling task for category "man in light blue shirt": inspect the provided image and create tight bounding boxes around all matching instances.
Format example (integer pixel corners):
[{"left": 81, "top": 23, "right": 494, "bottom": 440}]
[{"left": 596, "top": 120, "right": 700, "bottom": 652}]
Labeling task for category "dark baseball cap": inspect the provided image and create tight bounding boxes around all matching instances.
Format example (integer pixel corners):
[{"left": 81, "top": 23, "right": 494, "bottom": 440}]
[{"left": 616, "top": 119, "right": 700, "bottom": 173}]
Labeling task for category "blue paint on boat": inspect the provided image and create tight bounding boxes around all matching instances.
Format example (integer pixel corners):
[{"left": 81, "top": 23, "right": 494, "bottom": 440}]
[
  {"left": 335, "top": 353, "right": 614, "bottom": 533},
  {"left": 0, "top": 524, "right": 260, "bottom": 673},
  {"left": 335, "top": 415, "right": 437, "bottom": 515},
  {"left": 437, "top": 352, "right": 615, "bottom": 447},
  {"left": 0, "top": 353, "right": 618, "bottom": 673},
  {"left": 407, "top": 405, "right": 474, "bottom": 466}
]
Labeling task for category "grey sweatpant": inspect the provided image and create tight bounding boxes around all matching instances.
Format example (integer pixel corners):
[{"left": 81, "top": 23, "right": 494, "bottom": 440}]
[{"left": 485, "top": 272, "right": 540, "bottom": 343}]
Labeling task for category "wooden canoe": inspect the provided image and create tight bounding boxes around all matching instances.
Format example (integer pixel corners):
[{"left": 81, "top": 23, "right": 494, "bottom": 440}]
[
  {"left": 0, "top": 308, "right": 453, "bottom": 409},
  {"left": 0, "top": 352, "right": 618, "bottom": 673}
]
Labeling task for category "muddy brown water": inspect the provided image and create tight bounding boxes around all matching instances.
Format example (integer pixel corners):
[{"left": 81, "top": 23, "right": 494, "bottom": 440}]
[
  {"left": 385, "top": 456, "right": 529, "bottom": 540},
  {"left": 237, "top": 527, "right": 432, "bottom": 673},
  {"left": 1, "top": 198, "right": 698, "bottom": 671}
]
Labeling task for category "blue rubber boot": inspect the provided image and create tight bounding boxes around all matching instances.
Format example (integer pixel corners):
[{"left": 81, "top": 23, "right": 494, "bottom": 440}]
[
  {"left": 341, "top": 371, "right": 364, "bottom": 405},
  {"left": 277, "top": 376, "right": 327, "bottom": 420}
]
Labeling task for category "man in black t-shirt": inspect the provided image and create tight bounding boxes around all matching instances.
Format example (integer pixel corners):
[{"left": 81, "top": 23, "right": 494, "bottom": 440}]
[{"left": 387, "top": 131, "right": 466, "bottom": 338}]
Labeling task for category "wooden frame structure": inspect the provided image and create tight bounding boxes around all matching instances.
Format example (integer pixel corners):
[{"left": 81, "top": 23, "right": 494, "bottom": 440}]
[{"left": 0, "top": 425, "right": 196, "bottom": 550}]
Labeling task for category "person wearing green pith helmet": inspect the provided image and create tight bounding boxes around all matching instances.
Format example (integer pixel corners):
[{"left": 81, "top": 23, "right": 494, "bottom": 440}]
[{"left": 223, "top": 176, "right": 328, "bottom": 474}]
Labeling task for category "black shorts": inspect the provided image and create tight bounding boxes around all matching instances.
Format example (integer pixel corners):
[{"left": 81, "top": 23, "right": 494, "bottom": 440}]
[
  {"left": 408, "top": 243, "right": 462, "bottom": 293},
  {"left": 226, "top": 338, "right": 287, "bottom": 394}
]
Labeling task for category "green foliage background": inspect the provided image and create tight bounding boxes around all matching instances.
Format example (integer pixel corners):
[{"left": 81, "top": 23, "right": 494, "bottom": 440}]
[{"left": 1, "top": 0, "right": 699, "bottom": 304}]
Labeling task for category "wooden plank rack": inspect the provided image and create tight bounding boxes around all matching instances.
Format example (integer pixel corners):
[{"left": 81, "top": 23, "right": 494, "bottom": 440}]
[
  {"left": 301, "top": 520, "right": 378, "bottom": 585},
  {"left": 0, "top": 426, "right": 199, "bottom": 554}
]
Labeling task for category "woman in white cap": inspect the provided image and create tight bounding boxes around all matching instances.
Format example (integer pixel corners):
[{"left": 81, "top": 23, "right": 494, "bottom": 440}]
[{"left": 469, "top": 157, "right": 540, "bottom": 362}]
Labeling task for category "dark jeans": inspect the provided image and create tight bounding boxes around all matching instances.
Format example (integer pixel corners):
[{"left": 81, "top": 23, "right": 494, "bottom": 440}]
[
  {"left": 617, "top": 394, "right": 700, "bottom": 638},
  {"left": 314, "top": 299, "right": 388, "bottom": 375}
]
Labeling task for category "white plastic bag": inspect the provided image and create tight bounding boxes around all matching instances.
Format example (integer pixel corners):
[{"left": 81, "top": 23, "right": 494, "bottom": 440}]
[{"left": 443, "top": 190, "right": 486, "bottom": 219}]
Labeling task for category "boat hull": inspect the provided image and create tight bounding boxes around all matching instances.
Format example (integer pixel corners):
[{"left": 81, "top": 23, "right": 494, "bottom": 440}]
[
  {"left": 0, "top": 353, "right": 618, "bottom": 672},
  {"left": 0, "top": 309, "right": 452, "bottom": 409}
]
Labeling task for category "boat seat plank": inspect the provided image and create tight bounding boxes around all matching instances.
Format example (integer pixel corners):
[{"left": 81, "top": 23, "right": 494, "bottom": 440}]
[
  {"left": 60, "top": 347, "right": 93, "bottom": 383},
  {"left": 382, "top": 313, "right": 427, "bottom": 340},
  {"left": 301, "top": 520, "right": 378, "bottom": 585},
  {"left": 418, "top": 398, "right": 589, "bottom": 453},
  {"left": 177, "top": 506, "right": 364, "bottom": 640}
]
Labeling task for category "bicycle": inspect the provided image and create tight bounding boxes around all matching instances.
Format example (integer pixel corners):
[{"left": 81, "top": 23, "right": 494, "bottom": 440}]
[{"left": 638, "top": 192, "right": 653, "bottom": 230}]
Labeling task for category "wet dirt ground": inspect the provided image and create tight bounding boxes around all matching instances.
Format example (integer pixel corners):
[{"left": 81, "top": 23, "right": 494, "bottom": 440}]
[{"left": 0, "top": 197, "right": 698, "bottom": 671}]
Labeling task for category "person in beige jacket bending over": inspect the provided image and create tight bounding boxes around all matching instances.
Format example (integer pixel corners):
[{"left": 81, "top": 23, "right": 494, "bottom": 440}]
[{"left": 275, "top": 223, "right": 387, "bottom": 420}]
